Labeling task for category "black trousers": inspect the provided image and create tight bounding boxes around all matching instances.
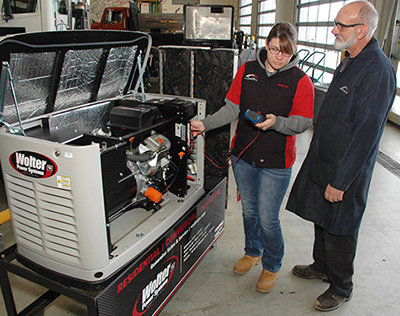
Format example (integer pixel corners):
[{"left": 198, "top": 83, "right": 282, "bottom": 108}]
[{"left": 312, "top": 224, "right": 358, "bottom": 298}]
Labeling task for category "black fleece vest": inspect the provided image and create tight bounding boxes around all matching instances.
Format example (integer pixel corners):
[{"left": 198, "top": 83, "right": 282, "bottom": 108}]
[{"left": 231, "top": 59, "right": 308, "bottom": 169}]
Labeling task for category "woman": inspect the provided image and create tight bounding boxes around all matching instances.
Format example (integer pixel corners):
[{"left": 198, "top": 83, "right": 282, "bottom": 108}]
[{"left": 190, "top": 22, "right": 314, "bottom": 293}]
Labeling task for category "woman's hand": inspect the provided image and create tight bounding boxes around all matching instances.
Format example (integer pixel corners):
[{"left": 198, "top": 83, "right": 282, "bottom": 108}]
[
  {"left": 255, "top": 114, "right": 276, "bottom": 130},
  {"left": 190, "top": 120, "right": 205, "bottom": 134}
]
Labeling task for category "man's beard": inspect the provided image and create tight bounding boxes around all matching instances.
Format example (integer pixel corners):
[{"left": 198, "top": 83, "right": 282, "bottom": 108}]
[{"left": 334, "top": 31, "right": 358, "bottom": 50}]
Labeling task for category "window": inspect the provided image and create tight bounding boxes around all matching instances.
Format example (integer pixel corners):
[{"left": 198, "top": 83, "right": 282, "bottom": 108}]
[
  {"left": 238, "top": 0, "right": 276, "bottom": 47},
  {"left": 9, "top": 0, "right": 37, "bottom": 13},
  {"left": 104, "top": 10, "right": 123, "bottom": 24},
  {"left": 257, "top": 0, "right": 276, "bottom": 47},
  {"left": 297, "top": 0, "right": 350, "bottom": 83},
  {"left": 239, "top": 0, "right": 252, "bottom": 36}
]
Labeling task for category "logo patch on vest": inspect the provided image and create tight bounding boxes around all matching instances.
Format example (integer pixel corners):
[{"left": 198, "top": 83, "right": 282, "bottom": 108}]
[
  {"left": 244, "top": 74, "right": 258, "bottom": 81},
  {"left": 340, "top": 86, "right": 349, "bottom": 94}
]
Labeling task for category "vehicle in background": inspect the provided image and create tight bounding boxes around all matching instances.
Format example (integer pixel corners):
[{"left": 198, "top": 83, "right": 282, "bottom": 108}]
[
  {"left": 91, "top": 5, "right": 138, "bottom": 31},
  {"left": 0, "top": 0, "right": 90, "bottom": 36},
  {"left": 91, "top": 3, "right": 183, "bottom": 37}
]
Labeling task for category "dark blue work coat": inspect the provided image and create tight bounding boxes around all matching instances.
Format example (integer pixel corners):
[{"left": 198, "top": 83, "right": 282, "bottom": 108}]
[{"left": 286, "top": 39, "right": 396, "bottom": 235}]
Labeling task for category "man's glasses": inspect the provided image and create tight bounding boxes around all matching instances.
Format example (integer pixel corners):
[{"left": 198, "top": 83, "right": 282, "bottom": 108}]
[
  {"left": 267, "top": 46, "right": 292, "bottom": 57},
  {"left": 333, "top": 18, "right": 364, "bottom": 31}
]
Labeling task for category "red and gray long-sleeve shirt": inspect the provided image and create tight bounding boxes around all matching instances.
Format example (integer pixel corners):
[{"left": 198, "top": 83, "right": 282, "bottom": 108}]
[{"left": 202, "top": 47, "right": 314, "bottom": 169}]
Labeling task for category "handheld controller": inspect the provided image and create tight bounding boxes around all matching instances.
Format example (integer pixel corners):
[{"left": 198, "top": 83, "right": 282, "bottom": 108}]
[{"left": 245, "top": 109, "right": 266, "bottom": 124}]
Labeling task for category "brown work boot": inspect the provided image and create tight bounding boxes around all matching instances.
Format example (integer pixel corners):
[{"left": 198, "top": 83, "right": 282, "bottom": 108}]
[
  {"left": 233, "top": 255, "right": 262, "bottom": 275},
  {"left": 256, "top": 269, "right": 279, "bottom": 293}
]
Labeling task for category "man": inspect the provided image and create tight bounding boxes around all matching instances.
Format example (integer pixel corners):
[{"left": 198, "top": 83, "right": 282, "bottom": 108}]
[{"left": 286, "top": 0, "right": 396, "bottom": 312}]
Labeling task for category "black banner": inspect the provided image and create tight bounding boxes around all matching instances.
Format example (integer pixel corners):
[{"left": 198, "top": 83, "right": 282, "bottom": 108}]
[{"left": 97, "top": 178, "right": 226, "bottom": 316}]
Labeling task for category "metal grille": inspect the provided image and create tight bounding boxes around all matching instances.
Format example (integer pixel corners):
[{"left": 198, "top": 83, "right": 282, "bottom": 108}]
[{"left": 5, "top": 173, "right": 80, "bottom": 262}]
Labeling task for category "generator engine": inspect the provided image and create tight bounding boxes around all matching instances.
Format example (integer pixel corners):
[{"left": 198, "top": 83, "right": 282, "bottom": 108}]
[
  {"left": 126, "top": 133, "right": 171, "bottom": 208},
  {"left": 91, "top": 98, "right": 195, "bottom": 223}
]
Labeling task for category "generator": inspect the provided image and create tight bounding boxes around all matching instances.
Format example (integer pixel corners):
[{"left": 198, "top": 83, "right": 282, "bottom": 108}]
[{"left": 0, "top": 30, "right": 208, "bottom": 286}]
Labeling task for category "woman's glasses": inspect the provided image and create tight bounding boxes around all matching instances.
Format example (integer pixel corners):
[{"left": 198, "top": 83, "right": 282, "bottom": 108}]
[{"left": 267, "top": 46, "right": 292, "bottom": 58}]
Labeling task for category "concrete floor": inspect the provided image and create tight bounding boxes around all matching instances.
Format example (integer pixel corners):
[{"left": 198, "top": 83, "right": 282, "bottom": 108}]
[{"left": 1, "top": 122, "right": 399, "bottom": 315}]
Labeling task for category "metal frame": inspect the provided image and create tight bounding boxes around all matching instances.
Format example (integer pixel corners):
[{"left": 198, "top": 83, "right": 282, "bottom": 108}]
[{"left": 0, "top": 245, "right": 99, "bottom": 316}]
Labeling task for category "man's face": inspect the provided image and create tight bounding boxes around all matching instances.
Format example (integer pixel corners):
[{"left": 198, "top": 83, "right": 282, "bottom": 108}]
[
  {"left": 331, "top": 8, "right": 363, "bottom": 50},
  {"left": 333, "top": 28, "right": 358, "bottom": 50}
]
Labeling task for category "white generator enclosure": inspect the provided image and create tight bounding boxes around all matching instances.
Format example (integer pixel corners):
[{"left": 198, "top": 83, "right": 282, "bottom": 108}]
[{"left": 0, "top": 30, "right": 205, "bottom": 286}]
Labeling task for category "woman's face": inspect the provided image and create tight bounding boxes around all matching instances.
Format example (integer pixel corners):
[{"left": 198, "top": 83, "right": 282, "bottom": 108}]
[{"left": 265, "top": 37, "right": 293, "bottom": 72}]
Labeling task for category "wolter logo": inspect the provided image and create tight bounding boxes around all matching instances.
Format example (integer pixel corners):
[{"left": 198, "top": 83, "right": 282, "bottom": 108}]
[
  {"left": 9, "top": 151, "right": 58, "bottom": 178},
  {"left": 132, "top": 256, "right": 177, "bottom": 316}
]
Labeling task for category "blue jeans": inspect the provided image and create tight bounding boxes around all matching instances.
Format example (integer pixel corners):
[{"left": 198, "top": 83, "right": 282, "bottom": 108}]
[{"left": 232, "top": 156, "right": 291, "bottom": 273}]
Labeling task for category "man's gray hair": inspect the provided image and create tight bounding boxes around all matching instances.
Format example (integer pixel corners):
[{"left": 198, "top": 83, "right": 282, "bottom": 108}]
[{"left": 356, "top": 0, "right": 378, "bottom": 37}]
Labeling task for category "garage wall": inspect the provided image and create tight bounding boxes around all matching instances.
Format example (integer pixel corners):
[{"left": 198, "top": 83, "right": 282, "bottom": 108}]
[{"left": 89, "top": 0, "right": 398, "bottom": 63}]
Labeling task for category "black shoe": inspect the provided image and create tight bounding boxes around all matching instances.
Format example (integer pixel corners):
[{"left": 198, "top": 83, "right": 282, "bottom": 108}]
[
  {"left": 314, "top": 288, "right": 351, "bottom": 311},
  {"left": 291, "top": 264, "right": 329, "bottom": 282}
]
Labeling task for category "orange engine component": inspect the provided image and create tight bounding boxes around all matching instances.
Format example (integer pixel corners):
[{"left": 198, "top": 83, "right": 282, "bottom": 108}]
[{"left": 144, "top": 186, "right": 163, "bottom": 203}]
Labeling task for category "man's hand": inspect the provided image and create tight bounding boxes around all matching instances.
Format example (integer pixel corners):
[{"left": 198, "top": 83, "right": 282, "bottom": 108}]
[
  {"left": 324, "top": 184, "right": 344, "bottom": 203},
  {"left": 255, "top": 114, "right": 276, "bottom": 130}
]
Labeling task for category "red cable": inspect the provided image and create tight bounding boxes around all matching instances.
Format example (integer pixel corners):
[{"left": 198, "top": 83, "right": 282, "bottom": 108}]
[{"left": 198, "top": 131, "right": 261, "bottom": 169}]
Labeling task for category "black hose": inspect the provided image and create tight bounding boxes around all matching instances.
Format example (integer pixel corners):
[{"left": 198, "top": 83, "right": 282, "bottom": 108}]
[{"left": 126, "top": 152, "right": 152, "bottom": 162}]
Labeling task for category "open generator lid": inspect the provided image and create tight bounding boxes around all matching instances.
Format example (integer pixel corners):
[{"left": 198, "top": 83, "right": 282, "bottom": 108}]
[{"left": 0, "top": 30, "right": 151, "bottom": 124}]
